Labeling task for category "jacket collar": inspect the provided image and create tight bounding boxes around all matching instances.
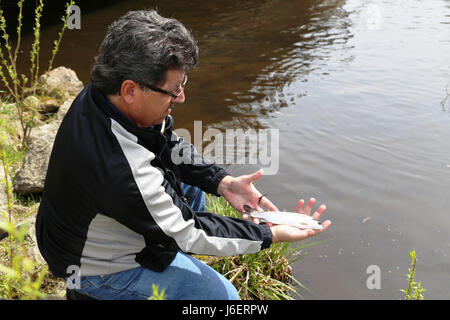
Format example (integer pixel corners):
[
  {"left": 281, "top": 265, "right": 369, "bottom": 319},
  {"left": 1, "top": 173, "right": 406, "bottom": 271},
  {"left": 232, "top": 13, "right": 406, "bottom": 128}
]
[{"left": 88, "top": 83, "right": 174, "bottom": 151}]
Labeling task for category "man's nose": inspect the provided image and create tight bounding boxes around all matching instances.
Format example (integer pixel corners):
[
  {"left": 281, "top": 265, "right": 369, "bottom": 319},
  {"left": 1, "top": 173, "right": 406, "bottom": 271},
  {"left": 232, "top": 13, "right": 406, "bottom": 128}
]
[{"left": 174, "top": 91, "right": 185, "bottom": 103}]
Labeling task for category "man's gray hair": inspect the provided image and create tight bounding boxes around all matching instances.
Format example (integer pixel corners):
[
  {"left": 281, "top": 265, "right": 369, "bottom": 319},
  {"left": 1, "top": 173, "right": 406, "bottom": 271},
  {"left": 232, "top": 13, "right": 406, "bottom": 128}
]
[{"left": 91, "top": 10, "right": 198, "bottom": 94}]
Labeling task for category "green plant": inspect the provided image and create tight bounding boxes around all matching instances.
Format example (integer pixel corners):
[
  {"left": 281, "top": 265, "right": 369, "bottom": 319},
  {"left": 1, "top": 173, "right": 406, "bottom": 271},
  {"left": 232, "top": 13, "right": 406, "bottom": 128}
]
[
  {"left": 0, "top": 0, "right": 75, "bottom": 147},
  {"left": 48, "top": 1, "right": 74, "bottom": 72},
  {"left": 204, "top": 195, "right": 330, "bottom": 300},
  {"left": 0, "top": 121, "right": 48, "bottom": 299},
  {"left": 1, "top": 144, "right": 26, "bottom": 167},
  {"left": 148, "top": 284, "right": 167, "bottom": 300},
  {"left": 400, "top": 248, "right": 426, "bottom": 300},
  {"left": 0, "top": 218, "right": 48, "bottom": 300}
]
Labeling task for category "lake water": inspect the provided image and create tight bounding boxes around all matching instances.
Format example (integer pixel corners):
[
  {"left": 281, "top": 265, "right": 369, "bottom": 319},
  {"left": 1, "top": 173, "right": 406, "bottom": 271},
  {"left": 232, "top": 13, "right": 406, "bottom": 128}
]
[{"left": 6, "top": 0, "right": 450, "bottom": 299}]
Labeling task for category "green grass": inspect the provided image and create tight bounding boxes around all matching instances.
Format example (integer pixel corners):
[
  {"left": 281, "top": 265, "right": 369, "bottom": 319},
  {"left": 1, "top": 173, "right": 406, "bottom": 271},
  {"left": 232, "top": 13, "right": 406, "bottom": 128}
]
[{"left": 1, "top": 144, "right": 26, "bottom": 167}]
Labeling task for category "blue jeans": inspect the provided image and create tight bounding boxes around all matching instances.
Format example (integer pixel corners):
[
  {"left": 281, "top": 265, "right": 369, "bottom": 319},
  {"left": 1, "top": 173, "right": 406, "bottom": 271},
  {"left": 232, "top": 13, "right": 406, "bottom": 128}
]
[
  {"left": 74, "top": 183, "right": 239, "bottom": 300},
  {"left": 181, "top": 181, "right": 206, "bottom": 213}
]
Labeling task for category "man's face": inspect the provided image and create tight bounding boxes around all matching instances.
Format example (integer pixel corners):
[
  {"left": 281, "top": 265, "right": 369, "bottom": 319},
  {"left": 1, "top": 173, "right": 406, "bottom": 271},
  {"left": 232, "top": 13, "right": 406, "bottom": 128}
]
[{"left": 133, "top": 69, "right": 186, "bottom": 127}]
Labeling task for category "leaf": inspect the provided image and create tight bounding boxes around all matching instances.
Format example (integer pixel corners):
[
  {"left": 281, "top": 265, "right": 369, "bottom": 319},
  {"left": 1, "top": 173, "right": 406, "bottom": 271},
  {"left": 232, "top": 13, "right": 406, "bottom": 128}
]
[{"left": 0, "top": 219, "right": 15, "bottom": 234}]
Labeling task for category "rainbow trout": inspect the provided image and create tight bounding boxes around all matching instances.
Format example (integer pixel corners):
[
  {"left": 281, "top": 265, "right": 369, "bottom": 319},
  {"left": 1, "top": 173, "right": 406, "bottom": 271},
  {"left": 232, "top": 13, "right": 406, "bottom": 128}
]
[{"left": 243, "top": 205, "right": 324, "bottom": 230}]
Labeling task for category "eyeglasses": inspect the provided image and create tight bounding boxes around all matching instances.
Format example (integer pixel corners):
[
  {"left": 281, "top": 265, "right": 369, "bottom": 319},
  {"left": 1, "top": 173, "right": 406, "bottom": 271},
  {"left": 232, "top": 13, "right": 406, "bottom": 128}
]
[{"left": 145, "top": 74, "right": 188, "bottom": 99}]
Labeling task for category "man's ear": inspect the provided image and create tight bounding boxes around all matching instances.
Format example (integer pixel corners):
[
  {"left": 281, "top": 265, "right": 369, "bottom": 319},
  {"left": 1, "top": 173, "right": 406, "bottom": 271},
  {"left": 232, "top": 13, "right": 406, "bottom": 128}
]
[{"left": 120, "top": 80, "right": 138, "bottom": 104}]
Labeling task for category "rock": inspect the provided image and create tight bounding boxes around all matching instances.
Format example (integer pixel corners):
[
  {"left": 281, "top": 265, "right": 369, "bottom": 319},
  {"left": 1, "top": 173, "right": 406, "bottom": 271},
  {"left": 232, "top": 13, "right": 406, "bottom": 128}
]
[
  {"left": 13, "top": 97, "right": 73, "bottom": 195},
  {"left": 13, "top": 134, "right": 54, "bottom": 194},
  {"left": 23, "top": 95, "right": 62, "bottom": 115},
  {"left": 25, "top": 218, "right": 46, "bottom": 265},
  {"left": 38, "top": 98, "right": 61, "bottom": 113},
  {"left": 38, "top": 66, "right": 84, "bottom": 99},
  {"left": 11, "top": 67, "right": 79, "bottom": 195},
  {"left": 55, "top": 98, "right": 73, "bottom": 122}
]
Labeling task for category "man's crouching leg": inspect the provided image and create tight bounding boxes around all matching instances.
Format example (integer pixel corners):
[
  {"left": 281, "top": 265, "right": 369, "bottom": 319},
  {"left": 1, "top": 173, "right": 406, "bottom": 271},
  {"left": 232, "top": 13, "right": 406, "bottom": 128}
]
[{"left": 74, "top": 251, "right": 239, "bottom": 300}]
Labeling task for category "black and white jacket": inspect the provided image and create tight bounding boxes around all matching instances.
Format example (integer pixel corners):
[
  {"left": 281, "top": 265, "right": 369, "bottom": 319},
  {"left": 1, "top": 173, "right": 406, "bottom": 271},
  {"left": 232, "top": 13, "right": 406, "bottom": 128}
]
[{"left": 36, "top": 83, "right": 273, "bottom": 278}]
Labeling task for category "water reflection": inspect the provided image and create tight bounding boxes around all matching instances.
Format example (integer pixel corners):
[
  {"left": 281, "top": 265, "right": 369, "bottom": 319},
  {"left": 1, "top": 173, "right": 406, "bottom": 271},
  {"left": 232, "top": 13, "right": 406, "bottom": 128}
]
[{"left": 179, "top": 0, "right": 354, "bottom": 131}]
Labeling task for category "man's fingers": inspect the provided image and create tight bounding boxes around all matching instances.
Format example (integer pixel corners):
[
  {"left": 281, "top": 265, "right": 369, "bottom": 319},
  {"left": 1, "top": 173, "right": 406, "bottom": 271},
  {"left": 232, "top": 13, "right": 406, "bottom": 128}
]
[
  {"left": 312, "top": 204, "right": 327, "bottom": 220},
  {"left": 294, "top": 197, "right": 316, "bottom": 215},
  {"left": 319, "top": 220, "right": 332, "bottom": 232},
  {"left": 302, "top": 219, "right": 331, "bottom": 236},
  {"left": 295, "top": 199, "right": 305, "bottom": 213},
  {"left": 242, "top": 169, "right": 263, "bottom": 184},
  {"left": 304, "top": 197, "right": 316, "bottom": 215},
  {"left": 259, "top": 195, "right": 278, "bottom": 211}
]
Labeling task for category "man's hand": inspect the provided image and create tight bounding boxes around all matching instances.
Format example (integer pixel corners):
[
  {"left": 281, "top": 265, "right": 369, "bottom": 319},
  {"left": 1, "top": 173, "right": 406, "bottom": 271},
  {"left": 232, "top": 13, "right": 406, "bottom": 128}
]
[
  {"left": 270, "top": 198, "right": 332, "bottom": 243},
  {"left": 217, "top": 169, "right": 278, "bottom": 222}
]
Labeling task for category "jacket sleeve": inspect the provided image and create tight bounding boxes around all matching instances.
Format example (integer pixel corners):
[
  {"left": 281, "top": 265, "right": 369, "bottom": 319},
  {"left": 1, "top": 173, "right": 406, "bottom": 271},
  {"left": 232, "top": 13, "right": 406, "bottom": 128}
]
[
  {"left": 100, "top": 119, "right": 273, "bottom": 257},
  {"left": 165, "top": 123, "right": 230, "bottom": 196}
]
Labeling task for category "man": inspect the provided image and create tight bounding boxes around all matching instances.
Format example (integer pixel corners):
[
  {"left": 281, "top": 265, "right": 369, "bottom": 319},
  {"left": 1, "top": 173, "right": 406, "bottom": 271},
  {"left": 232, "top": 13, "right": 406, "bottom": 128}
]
[{"left": 36, "top": 10, "right": 331, "bottom": 300}]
